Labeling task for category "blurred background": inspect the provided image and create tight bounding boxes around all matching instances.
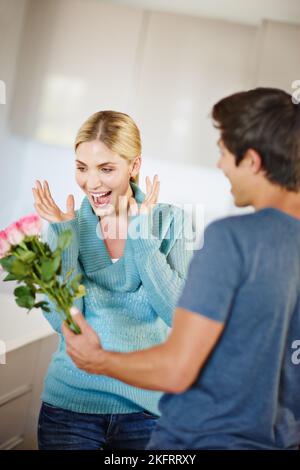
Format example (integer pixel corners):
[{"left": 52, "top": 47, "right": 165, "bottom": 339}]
[{"left": 0, "top": 0, "right": 300, "bottom": 450}]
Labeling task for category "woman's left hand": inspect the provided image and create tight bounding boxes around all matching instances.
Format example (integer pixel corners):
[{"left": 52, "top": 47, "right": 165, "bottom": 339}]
[{"left": 129, "top": 175, "right": 160, "bottom": 216}]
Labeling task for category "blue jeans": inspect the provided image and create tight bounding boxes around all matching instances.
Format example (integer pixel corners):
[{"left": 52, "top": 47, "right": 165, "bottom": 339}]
[{"left": 38, "top": 402, "right": 159, "bottom": 450}]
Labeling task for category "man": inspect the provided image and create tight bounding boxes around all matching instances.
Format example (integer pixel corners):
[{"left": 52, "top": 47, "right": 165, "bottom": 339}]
[{"left": 63, "top": 88, "right": 300, "bottom": 449}]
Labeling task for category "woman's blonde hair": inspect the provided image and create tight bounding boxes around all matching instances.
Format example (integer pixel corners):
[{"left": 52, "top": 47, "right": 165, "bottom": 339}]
[{"left": 75, "top": 110, "right": 141, "bottom": 185}]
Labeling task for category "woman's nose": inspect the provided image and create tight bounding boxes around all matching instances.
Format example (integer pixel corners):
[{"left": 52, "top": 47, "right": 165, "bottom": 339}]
[{"left": 87, "top": 173, "right": 103, "bottom": 189}]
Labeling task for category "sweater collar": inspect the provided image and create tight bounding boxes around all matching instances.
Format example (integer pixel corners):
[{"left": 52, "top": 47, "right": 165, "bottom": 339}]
[
  {"left": 78, "top": 181, "right": 145, "bottom": 272},
  {"left": 130, "top": 181, "right": 145, "bottom": 204}
]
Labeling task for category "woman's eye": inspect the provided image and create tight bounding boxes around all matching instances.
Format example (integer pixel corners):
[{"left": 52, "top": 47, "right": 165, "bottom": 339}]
[{"left": 76, "top": 167, "right": 113, "bottom": 173}]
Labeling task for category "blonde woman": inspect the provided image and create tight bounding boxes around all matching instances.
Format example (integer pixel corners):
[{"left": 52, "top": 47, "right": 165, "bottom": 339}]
[{"left": 33, "top": 111, "right": 193, "bottom": 450}]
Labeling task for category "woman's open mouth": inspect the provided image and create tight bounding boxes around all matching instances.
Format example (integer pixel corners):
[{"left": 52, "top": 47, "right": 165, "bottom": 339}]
[{"left": 89, "top": 191, "right": 112, "bottom": 207}]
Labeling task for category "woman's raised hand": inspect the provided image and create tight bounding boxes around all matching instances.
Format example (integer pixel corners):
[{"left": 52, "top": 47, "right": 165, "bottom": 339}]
[
  {"left": 32, "top": 180, "right": 75, "bottom": 223},
  {"left": 129, "top": 175, "right": 160, "bottom": 216}
]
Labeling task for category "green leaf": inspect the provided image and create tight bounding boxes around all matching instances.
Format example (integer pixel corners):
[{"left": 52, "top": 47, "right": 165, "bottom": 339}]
[
  {"left": 41, "top": 306, "right": 51, "bottom": 313},
  {"left": 51, "top": 249, "right": 62, "bottom": 275},
  {"left": 52, "top": 254, "right": 61, "bottom": 273},
  {"left": 10, "top": 259, "right": 31, "bottom": 278},
  {"left": 41, "top": 259, "right": 57, "bottom": 281},
  {"left": 3, "top": 273, "right": 17, "bottom": 281},
  {"left": 18, "top": 250, "right": 36, "bottom": 264},
  {"left": 15, "top": 295, "right": 35, "bottom": 309},
  {"left": 14, "top": 285, "right": 32, "bottom": 298},
  {"left": 14, "top": 246, "right": 26, "bottom": 256},
  {"left": 0, "top": 255, "right": 15, "bottom": 272},
  {"left": 18, "top": 240, "right": 28, "bottom": 250},
  {"left": 57, "top": 230, "right": 72, "bottom": 250},
  {"left": 34, "top": 301, "right": 50, "bottom": 312},
  {"left": 14, "top": 284, "right": 36, "bottom": 310}
]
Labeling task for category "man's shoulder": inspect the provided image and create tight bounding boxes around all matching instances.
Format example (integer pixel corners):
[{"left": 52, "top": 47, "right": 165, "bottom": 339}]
[
  {"left": 203, "top": 212, "right": 262, "bottom": 255},
  {"left": 206, "top": 211, "right": 262, "bottom": 234},
  {"left": 204, "top": 210, "right": 280, "bottom": 259}
]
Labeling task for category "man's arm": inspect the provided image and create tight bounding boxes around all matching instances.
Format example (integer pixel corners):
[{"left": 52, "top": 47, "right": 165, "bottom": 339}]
[
  {"left": 64, "top": 219, "right": 240, "bottom": 392},
  {"left": 102, "top": 307, "right": 224, "bottom": 393},
  {"left": 63, "top": 306, "right": 224, "bottom": 394}
]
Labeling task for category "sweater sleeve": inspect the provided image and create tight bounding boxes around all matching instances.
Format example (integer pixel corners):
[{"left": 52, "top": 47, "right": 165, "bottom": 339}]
[
  {"left": 41, "top": 214, "right": 84, "bottom": 336},
  {"left": 128, "top": 207, "right": 194, "bottom": 327}
]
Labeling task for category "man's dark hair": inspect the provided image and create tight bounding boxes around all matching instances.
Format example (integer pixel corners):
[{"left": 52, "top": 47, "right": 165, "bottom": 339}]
[{"left": 212, "top": 87, "right": 300, "bottom": 191}]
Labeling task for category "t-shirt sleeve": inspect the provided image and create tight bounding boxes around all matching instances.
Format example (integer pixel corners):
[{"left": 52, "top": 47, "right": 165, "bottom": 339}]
[{"left": 177, "top": 219, "right": 243, "bottom": 323}]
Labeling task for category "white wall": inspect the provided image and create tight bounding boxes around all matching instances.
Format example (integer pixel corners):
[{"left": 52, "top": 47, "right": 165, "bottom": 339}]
[
  {"left": 255, "top": 20, "right": 300, "bottom": 90},
  {"left": 9, "top": 1, "right": 259, "bottom": 167},
  {"left": 108, "top": 0, "right": 300, "bottom": 27},
  {"left": 10, "top": 0, "right": 145, "bottom": 145},
  {"left": 1, "top": 0, "right": 299, "bottom": 245},
  {"left": 0, "top": 0, "right": 29, "bottom": 226},
  {"left": 134, "top": 11, "right": 257, "bottom": 167}
]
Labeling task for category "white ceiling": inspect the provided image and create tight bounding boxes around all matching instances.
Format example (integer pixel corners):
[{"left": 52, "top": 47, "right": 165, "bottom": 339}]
[{"left": 107, "top": 0, "right": 300, "bottom": 26}]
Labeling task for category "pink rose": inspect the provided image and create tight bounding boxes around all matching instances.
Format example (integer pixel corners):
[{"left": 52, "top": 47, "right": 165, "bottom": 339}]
[
  {"left": 5, "top": 222, "right": 25, "bottom": 245},
  {"left": 18, "top": 214, "right": 42, "bottom": 236},
  {"left": 0, "top": 230, "right": 11, "bottom": 257}
]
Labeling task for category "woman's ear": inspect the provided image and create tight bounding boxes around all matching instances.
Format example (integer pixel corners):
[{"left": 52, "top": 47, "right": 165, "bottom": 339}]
[{"left": 130, "top": 155, "right": 142, "bottom": 178}]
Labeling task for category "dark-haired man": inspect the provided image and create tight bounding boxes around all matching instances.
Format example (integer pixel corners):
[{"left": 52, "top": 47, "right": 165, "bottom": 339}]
[{"left": 63, "top": 88, "right": 300, "bottom": 450}]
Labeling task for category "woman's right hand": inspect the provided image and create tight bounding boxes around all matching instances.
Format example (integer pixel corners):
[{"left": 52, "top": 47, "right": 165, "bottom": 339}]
[{"left": 32, "top": 180, "right": 75, "bottom": 223}]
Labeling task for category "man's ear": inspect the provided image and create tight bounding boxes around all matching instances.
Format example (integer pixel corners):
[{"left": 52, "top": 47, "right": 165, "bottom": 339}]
[
  {"left": 244, "top": 149, "right": 262, "bottom": 174},
  {"left": 130, "top": 155, "right": 142, "bottom": 179}
]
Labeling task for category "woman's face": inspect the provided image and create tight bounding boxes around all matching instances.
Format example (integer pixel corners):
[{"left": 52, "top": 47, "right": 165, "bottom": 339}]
[{"left": 75, "top": 139, "right": 137, "bottom": 217}]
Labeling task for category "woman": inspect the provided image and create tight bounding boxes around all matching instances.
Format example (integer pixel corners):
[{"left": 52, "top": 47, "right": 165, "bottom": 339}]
[{"left": 33, "top": 110, "right": 193, "bottom": 450}]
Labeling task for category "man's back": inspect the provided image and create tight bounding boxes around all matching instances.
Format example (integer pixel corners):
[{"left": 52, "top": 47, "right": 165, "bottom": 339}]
[{"left": 156, "top": 208, "right": 300, "bottom": 449}]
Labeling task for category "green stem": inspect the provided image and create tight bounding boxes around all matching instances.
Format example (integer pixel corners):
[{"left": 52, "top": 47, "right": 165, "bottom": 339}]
[
  {"left": 31, "top": 272, "right": 81, "bottom": 334},
  {"left": 33, "top": 237, "right": 46, "bottom": 257}
]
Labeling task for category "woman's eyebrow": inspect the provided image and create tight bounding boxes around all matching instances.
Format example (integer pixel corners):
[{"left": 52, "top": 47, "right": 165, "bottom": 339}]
[{"left": 75, "top": 160, "right": 117, "bottom": 167}]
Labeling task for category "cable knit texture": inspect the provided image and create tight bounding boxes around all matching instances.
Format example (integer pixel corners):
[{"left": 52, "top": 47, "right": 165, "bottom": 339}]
[{"left": 41, "top": 182, "right": 193, "bottom": 416}]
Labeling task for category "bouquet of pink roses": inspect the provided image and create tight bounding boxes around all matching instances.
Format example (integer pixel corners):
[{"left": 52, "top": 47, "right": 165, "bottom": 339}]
[{"left": 0, "top": 214, "right": 85, "bottom": 334}]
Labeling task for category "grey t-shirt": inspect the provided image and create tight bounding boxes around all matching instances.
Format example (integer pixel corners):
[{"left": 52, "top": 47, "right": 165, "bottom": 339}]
[{"left": 152, "top": 208, "right": 300, "bottom": 450}]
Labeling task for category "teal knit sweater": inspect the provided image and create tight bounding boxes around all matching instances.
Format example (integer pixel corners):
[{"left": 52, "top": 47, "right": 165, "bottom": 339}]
[{"left": 41, "top": 182, "right": 193, "bottom": 416}]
